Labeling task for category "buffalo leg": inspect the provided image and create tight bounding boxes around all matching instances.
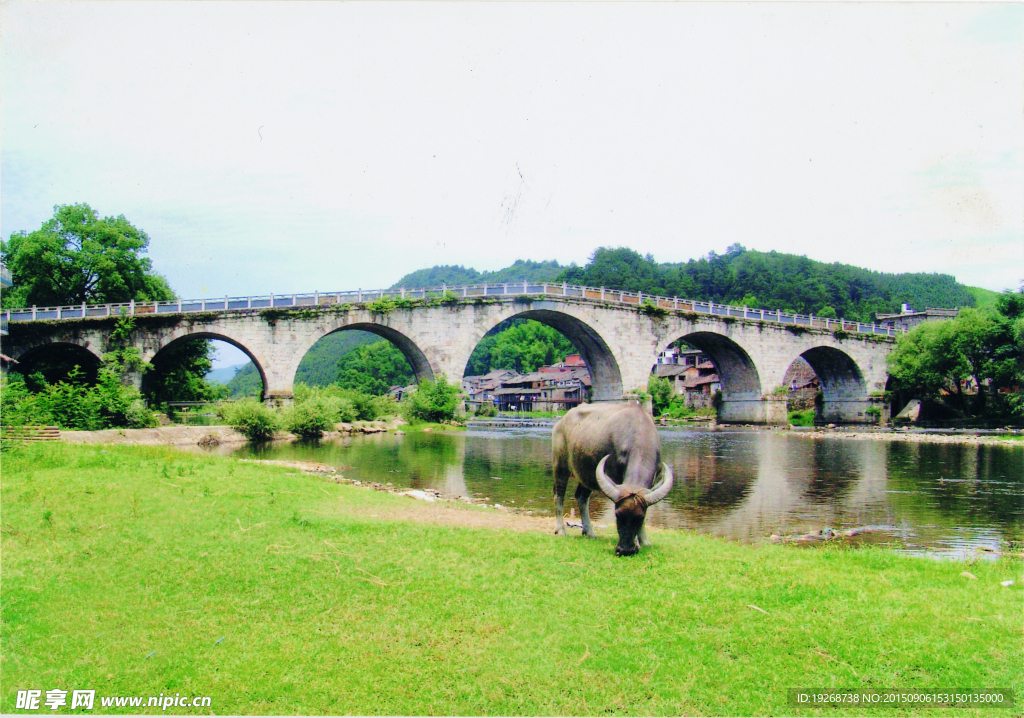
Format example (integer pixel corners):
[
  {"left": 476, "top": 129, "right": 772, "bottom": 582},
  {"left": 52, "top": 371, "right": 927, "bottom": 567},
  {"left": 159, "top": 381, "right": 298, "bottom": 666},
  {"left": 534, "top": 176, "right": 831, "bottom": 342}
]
[
  {"left": 552, "top": 447, "right": 571, "bottom": 537},
  {"left": 575, "top": 484, "right": 598, "bottom": 538}
]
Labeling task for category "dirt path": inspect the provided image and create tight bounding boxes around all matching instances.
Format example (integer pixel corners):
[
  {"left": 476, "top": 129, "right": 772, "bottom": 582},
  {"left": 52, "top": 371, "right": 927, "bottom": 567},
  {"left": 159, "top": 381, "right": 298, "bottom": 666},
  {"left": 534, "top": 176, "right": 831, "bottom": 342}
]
[{"left": 60, "top": 425, "right": 250, "bottom": 446}]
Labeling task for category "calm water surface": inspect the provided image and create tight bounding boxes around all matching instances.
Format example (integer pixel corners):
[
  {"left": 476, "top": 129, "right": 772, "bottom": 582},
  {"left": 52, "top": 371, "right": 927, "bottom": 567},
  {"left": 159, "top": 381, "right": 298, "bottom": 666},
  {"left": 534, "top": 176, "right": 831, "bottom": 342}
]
[{"left": 206, "top": 427, "right": 1023, "bottom": 555}]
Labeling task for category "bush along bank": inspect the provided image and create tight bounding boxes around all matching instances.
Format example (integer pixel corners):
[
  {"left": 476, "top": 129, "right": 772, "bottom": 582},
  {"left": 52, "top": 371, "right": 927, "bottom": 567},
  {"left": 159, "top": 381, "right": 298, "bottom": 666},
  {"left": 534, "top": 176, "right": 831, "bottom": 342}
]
[{"left": 215, "top": 379, "right": 463, "bottom": 441}]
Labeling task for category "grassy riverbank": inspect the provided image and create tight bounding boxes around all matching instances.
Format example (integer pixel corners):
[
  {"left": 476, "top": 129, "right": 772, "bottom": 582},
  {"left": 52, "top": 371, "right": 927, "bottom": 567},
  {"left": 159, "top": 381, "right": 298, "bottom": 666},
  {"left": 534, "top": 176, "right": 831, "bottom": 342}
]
[{"left": 2, "top": 443, "right": 1020, "bottom": 716}]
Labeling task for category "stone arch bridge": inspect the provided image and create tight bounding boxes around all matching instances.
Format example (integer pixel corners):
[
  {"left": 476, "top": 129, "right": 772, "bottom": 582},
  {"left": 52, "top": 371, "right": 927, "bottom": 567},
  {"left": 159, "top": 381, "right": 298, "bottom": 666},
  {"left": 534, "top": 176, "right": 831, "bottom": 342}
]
[{"left": 3, "top": 284, "right": 897, "bottom": 424}]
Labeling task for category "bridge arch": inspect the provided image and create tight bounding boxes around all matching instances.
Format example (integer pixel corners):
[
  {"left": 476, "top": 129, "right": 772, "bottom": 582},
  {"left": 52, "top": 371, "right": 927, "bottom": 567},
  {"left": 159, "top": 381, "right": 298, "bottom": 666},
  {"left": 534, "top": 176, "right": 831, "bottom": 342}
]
[
  {"left": 9, "top": 341, "right": 105, "bottom": 387},
  {"left": 782, "top": 345, "right": 871, "bottom": 423},
  {"left": 795, "top": 346, "right": 866, "bottom": 400},
  {"left": 461, "top": 305, "right": 624, "bottom": 402},
  {"left": 660, "top": 331, "right": 763, "bottom": 396},
  {"left": 307, "top": 323, "right": 435, "bottom": 385},
  {"left": 146, "top": 331, "right": 270, "bottom": 401}
]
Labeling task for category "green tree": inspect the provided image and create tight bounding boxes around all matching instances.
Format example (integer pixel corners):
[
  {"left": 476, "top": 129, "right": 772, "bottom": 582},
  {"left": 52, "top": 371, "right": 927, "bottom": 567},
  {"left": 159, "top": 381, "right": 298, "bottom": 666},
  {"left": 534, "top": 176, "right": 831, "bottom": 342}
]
[
  {"left": 888, "top": 320, "right": 970, "bottom": 411},
  {"left": 467, "top": 320, "right": 575, "bottom": 375},
  {"left": 554, "top": 244, "right": 978, "bottom": 322},
  {"left": 403, "top": 375, "right": 460, "bottom": 423},
  {"left": 648, "top": 376, "right": 675, "bottom": 415},
  {"left": 2, "top": 203, "right": 174, "bottom": 308},
  {"left": 336, "top": 340, "right": 414, "bottom": 395},
  {"left": 887, "top": 293, "right": 1024, "bottom": 418},
  {"left": 558, "top": 247, "right": 667, "bottom": 295}
]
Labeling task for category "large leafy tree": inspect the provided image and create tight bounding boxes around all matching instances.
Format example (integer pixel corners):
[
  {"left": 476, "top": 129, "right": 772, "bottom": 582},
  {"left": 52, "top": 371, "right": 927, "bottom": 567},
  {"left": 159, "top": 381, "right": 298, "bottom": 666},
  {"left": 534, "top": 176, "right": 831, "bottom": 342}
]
[
  {"left": 3, "top": 204, "right": 226, "bottom": 407},
  {"left": 1, "top": 203, "right": 174, "bottom": 308}
]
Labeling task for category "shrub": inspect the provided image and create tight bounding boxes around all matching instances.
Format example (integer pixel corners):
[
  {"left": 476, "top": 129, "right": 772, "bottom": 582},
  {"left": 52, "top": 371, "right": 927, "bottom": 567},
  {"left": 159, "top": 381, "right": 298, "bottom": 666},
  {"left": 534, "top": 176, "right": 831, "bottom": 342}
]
[
  {"left": 366, "top": 297, "right": 399, "bottom": 315},
  {"left": 1, "top": 367, "right": 156, "bottom": 431},
  {"left": 334, "top": 397, "right": 359, "bottom": 422},
  {"left": 284, "top": 397, "right": 336, "bottom": 438},
  {"left": 223, "top": 399, "right": 280, "bottom": 441},
  {"left": 0, "top": 374, "right": 54, "bottom": 428},
  {"left": 474, "top": 402, "right": 498, "bottom": 417},
  {"left": 402, "top": 375, "right": 460, "bottom": 423},
  {"left": 335, "top": 389, "right": 394, "bottom": 421},
  {"left": 293, "top": 383, "right": 394, "bottom": 422}
]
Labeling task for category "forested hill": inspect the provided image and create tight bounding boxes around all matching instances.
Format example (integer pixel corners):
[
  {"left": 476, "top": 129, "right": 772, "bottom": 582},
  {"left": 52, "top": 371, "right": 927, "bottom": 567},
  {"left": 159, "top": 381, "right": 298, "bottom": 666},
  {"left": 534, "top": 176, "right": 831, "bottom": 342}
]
[
  {"left": 558, "top": 246, "right": 976, "bottom": 322},
  {"left": 393, "top": 246, "right": 979, "bottom": 323},
  {"left": 390, "top": 260, "right": 564, "bottom": 289}
]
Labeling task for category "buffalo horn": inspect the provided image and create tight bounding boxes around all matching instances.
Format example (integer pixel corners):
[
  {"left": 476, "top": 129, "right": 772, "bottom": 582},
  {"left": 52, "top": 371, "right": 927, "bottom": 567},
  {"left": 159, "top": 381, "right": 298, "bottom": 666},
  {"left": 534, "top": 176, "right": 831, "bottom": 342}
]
[
  {"left": 594, "top": 455, "right": 622, "bottom": 502},
  {"left": 643, "top": 463, "right": 674, "bottom": 505}
]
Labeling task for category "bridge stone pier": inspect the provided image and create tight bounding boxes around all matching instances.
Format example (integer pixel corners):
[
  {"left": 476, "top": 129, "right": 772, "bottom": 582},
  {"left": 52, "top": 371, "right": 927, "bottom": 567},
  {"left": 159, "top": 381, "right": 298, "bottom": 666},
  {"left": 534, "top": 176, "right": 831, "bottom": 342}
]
[{"left": 3, "top": 291, "right": 895, "bottom": 424}]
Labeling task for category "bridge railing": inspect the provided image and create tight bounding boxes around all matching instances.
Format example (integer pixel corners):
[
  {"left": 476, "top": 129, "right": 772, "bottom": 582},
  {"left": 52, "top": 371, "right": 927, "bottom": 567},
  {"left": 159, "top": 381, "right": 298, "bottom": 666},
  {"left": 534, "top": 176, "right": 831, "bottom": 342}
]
[{"left": 2, "top": 282, "right": 898, "bottom": 337}]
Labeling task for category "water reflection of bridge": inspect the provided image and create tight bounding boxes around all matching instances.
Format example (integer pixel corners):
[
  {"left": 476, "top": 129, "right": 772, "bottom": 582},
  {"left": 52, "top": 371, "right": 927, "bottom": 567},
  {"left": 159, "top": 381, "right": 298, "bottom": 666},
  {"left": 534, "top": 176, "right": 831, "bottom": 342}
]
[{"left": 584, "top": 433, "right": 894, "bottom": 539}]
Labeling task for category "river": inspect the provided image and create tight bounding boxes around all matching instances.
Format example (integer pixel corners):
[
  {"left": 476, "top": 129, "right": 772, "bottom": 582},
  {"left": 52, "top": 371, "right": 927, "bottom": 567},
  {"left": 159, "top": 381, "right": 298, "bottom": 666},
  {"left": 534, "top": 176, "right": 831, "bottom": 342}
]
[{"left": 205, "top": 426, "right": 1023, "bottom": 557}]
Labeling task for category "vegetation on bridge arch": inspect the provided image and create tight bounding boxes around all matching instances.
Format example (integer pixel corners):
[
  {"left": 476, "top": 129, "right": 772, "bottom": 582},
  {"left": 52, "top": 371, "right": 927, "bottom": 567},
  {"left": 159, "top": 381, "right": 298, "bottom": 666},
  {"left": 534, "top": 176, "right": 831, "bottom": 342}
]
[{"left": 1, "top": 315, "right": 157, "bottom": 431}]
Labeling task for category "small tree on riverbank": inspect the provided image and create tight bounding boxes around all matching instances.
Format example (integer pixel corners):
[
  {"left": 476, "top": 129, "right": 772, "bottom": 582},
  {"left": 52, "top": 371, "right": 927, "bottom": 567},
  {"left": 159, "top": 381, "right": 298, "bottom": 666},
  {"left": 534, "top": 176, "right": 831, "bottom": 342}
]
[{"left": 402, "top": 376, "right": 460, "bottom": 423}]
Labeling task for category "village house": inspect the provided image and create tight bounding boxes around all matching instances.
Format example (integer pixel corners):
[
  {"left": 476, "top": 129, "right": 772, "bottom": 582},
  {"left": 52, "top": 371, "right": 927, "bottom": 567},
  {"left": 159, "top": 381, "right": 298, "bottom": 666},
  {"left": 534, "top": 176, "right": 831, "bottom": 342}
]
[
  {"left": 462, "top": 354, "right": 592, "bottom": 412},
  {"left": 492, "top": 366, "right": 591, "bottom": 412},
  {"left": 652, "top": 348, "right": 721, "bottom": 408},
  {"left": 462, "top": 368, "right": 520, "bottom": 405}
]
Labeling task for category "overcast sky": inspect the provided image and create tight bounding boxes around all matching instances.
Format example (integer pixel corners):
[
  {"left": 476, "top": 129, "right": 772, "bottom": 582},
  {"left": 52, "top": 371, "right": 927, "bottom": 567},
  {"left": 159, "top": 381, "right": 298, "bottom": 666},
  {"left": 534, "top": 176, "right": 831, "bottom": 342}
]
[{"left": 3, "top": 3, "right": 1022, "bottom": 336}]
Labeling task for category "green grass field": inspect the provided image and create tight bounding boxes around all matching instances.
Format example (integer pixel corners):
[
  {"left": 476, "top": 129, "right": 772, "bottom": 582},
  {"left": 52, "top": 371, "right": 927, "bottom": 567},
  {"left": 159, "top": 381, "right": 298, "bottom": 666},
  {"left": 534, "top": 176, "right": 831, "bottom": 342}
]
[{"left": 2, "top": 443, "right": 1020, "bottom": 716}]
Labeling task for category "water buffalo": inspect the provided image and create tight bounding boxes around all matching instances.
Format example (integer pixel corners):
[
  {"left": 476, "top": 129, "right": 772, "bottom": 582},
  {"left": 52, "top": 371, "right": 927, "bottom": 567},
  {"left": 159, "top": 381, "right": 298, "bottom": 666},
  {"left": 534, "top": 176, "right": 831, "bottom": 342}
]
[{"left": 552, "top": 402, "right": 674, "bottom": 556}]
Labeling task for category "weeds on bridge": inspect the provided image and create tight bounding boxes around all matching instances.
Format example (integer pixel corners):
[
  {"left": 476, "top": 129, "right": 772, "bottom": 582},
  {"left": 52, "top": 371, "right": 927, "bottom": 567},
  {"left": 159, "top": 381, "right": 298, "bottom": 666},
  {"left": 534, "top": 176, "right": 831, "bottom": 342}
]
[{"left": 639, "top": 299, "right": 668, "bottom": 318}]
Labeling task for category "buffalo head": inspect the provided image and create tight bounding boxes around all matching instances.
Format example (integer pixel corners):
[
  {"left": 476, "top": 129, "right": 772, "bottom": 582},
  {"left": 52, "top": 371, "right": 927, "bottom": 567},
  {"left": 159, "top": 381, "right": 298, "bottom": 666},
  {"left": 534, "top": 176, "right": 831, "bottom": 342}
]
[{"left": 594, "top": 455, "right": 674, "bottom": 556}]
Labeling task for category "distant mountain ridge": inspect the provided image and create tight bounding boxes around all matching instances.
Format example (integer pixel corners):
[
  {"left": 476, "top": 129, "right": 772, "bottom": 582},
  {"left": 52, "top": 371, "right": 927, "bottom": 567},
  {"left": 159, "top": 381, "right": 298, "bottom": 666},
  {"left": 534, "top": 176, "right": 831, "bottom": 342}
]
[
  {"left": 206, "top": 364, "right": 246, "bottom": 385},
  {"left": 392, "top": 246, "right": 984, "bottom": 323},
  {"left": 390, "top": 260, "right": 565, "bottom": 290}
]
